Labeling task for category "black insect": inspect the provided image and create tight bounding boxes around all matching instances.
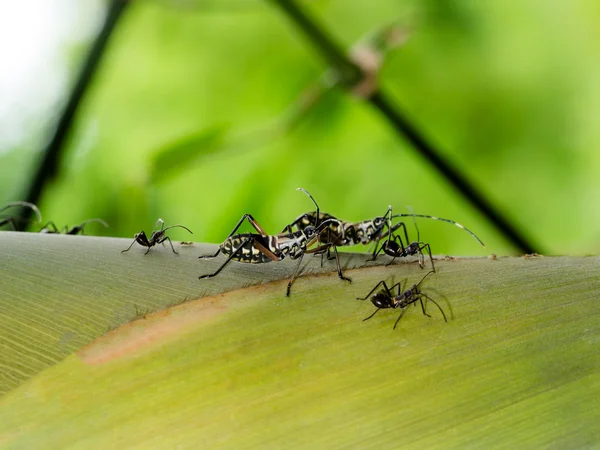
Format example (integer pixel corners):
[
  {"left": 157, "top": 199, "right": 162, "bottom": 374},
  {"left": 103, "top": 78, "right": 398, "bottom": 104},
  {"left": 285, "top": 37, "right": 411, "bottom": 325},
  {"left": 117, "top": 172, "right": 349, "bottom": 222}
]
[
  {"left": 0, "top": 201, "right": 42, "bottom": 230},
  {"left": 370, "top": 214, "right": 486, "bottom": 272},
  {"left": 39, "top": 218, "right": 109, "bottom": 235},
  {"left": 285, "top": 190, "right": 484, "bottom": 268},
  {"left": 122, "top": 218, "right": 193, "bottom": 255},
  {"left": 356, "top": 270, "right": 446, "bottom": 329},
  {"left": 199, "top": 213, "right": 348, "bottom": 296}
]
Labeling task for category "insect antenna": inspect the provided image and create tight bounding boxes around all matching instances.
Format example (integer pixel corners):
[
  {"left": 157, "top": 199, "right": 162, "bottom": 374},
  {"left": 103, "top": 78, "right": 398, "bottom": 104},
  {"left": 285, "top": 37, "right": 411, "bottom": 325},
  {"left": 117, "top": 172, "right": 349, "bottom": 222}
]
[
  {"left": 0, "top": 201, "right": 42, "bottom": 223},
  {"left": 297, "top": 187, "right": 320, "bottom": 227},
  {"left": 416, "top": 270, "right": 435, "bottom": 287},
  {"left": 392, "top": 213, "right": 485, "bottom": 247},
  {"left": 79, "top": 218, "right": 109, "bottom": 228},
  {"left": 162, "top": 224, "right": 193, "bottom": 234}
]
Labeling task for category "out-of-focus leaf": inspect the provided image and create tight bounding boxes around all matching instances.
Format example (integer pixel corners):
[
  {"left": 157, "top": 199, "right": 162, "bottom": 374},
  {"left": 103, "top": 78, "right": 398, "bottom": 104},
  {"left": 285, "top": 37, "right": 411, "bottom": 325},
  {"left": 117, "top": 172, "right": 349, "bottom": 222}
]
[
  {"left": 149, "top": 126, "right": 229, "bottom": 183},
  {"left": 1, "top": 254, "right": 599, "bottom": 448}
]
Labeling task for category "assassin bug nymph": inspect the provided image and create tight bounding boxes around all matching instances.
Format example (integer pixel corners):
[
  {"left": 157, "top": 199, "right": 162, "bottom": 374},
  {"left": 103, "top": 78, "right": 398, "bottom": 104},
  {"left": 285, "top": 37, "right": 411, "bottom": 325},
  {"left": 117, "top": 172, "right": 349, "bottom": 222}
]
[
  {"left": 199, "top": 214, "right": 349, "bottom": 296},
  {"left": 370, "top": 214, "right": 486, "bottom": 272},
  {"left": 356, "top": 270, "right": 447, "bottom": 329},
  {"left": 0, "top": 201, "right": 42, "bottom": 230},
  {"left": 40, "top": 218, "right": 109, "bottom": 235},
  {"left": 122, "top": 218, "right": 193, "bottom": 255},
  {"left": 284, "top": 188, "right": 393, "bottom": 260}
]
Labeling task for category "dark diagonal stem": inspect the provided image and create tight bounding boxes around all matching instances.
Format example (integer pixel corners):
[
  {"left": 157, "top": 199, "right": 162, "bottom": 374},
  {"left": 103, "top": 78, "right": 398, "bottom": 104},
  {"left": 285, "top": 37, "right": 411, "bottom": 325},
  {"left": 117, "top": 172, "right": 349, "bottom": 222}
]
[
  {"left": 268, "top": 0, "right": 539, "bottom": 254},
  {"left": 19, "top": 0, "right": 129, "bottom": 227}
]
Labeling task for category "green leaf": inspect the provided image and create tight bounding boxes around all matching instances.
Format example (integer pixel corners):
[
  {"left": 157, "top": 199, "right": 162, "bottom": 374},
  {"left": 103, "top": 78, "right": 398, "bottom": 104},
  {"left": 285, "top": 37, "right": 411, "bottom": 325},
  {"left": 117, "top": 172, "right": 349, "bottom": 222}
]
[
  {"left": 149, "top": 126, "right": 228, "bottom": 183},
  {"left": 1, "top": 232, "right": 599, "bottom": 447},
  {"left": 0, "top": 231, "right": 385, "bottom": 395}
]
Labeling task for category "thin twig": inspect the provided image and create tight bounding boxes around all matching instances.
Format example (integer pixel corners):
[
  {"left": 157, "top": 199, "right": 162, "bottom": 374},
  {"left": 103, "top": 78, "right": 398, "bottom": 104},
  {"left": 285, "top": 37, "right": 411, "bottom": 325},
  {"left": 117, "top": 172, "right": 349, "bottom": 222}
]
[{"left": 267, "top": 0, "right": 539, "bottom": 254}]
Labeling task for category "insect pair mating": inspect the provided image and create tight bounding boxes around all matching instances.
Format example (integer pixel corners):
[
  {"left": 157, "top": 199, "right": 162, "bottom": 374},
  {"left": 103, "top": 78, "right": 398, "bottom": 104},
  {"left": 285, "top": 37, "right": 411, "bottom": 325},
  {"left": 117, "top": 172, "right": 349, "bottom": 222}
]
[
  {"left": 198, "top": 213, "right": 347, "bottom": 296},
  {"left": 197, "top": 188, "right": 484, "bottom": 297},
  {"left": 357, "top": 270, "right": 446, "bottom": 329}
]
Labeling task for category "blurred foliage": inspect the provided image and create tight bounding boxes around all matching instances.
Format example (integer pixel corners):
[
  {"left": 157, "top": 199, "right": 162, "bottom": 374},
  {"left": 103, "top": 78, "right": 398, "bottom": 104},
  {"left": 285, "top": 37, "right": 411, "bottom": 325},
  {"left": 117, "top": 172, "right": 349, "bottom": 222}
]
[{"left": 2, "top": 0, "right": 600, "bottom": 255}]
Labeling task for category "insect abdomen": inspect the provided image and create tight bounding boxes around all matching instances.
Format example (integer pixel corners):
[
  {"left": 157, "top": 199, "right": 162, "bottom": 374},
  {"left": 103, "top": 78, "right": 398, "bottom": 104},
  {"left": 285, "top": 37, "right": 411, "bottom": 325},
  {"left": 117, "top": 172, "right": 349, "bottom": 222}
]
[{"left": 221, "top": 234, "right": 273, "bottom": 264}]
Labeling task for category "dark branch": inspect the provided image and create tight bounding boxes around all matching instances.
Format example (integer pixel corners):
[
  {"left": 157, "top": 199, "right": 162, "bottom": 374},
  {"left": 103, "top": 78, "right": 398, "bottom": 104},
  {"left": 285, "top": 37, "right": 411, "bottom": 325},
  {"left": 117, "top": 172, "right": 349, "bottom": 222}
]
[
  {"left": 267, "top": 0, "right": 539, "bottom": 254},
  {"left": 19, "top": 0, "right": 129, "bottom": 228}
]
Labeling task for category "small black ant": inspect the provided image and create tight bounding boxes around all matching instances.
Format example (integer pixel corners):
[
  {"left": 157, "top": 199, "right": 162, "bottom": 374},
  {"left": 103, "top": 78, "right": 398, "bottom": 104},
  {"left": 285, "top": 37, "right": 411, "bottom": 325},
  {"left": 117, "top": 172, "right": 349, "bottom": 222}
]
[
  {"left": 371, "top": 218, "right": 436, "bottom": 271},
  {"left": 356, "top": 271, "right": 447, "bottom": 329},
  {"left": 39, "top": 218, "right": 109, "bottom": 235},
  {"left": 371, "top": 213, "right": 485, "bottom": 272},
  {"left": 0, "top": 201, "right": 42, "bottom": 230},
  {"left": 122, "top": 218, "right": 193, "bottom": 255}
]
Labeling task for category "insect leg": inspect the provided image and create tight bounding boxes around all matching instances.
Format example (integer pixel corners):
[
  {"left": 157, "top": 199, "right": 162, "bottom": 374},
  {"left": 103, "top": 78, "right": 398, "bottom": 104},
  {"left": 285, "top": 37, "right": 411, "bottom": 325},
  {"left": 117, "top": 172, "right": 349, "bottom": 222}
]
[
  {"left": 331, "top": 245, "right": 351, "bottom": 283},
  {"left": 419, "top": 243, "right": 436, "bottom": 272},
  {"left": 393, "top": 308, "right": 410, "bottom": 329},
  {"left": 198, "top": 237, "right": 253, "bottom": 279},
  {"left": 224, "top": 214, "right": 268, "bottom": 238},
  {"left": 363, "top": 308, "right": 381, "bottom": 322},
  {"left": 252, "top": 240, "right": 282, "bottom": 262},
  {"left": 286, "top": 253, "right": 304, "bottom": 297},
  {"left": 0, "top": 217, "right": 18, "bottom": 230},
  {"left": 199, "top": 248, "right": 222, "bottom": 259},
  {"left": 39, "top": 221, "right": 60, "bottom": 233},
  {"left": 421, "top": 294, "right": 448, "bottom": 322},
  {"left": 307, "top": 244, "right": 351, "bottom": 283},
  {"left": 356, "top": 280, "right": 392, "bottom": 301},
  {"left": 159, "top": 236, "right": 178, "bottom": 254},
  {"left": 121, "top": 238, "right": 139, "bottom": 253},
  {"left": 367, "top": 239, "right": 387, "bottom": 262},
  {"left": 417, "top": 297, "right": 432, "bottom": 318}
]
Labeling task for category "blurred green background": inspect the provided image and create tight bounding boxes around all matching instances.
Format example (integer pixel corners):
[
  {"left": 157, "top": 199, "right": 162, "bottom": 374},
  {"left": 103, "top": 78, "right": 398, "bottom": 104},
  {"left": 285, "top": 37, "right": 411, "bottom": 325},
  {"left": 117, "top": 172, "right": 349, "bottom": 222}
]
[{"left": 1, "top": 0, "right": 599, "bottom": 256}]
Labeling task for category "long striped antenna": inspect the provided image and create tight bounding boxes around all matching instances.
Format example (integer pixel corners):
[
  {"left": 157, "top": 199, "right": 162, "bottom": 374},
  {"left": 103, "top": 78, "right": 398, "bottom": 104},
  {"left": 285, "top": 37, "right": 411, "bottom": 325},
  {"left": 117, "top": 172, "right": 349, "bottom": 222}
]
[
  {"left": 78, "top": 218, "right": 109, "bottom": 228},
  {"left": 391, "top": 213, "right": 485, "bottom": 247}
]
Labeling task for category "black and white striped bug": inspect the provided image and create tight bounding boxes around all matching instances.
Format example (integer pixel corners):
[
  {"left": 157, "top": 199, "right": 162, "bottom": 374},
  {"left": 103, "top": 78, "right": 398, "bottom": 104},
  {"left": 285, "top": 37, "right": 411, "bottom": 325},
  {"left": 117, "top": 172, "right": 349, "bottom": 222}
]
[
  {"left": 356, "top": 270, "right": 446, "bottom": 329},
  {"left": 198, "top": 213, "right": 349, "bottom": 296},
  {"left": 284, "top": 188, "right": 394, "bottom": 258}
]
